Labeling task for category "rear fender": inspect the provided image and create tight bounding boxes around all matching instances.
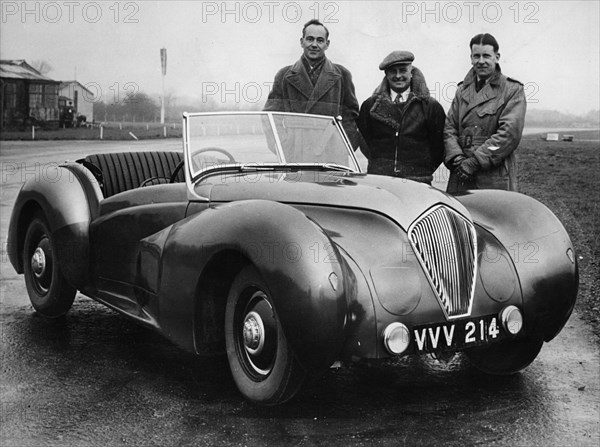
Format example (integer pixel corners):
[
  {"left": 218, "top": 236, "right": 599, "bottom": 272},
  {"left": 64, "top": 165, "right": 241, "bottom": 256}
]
[
  {"left": 156, "top": 200, "right": 347, "bottom": 372},
  {"left": 7, "top": 163, "right": 100, "bottom": 288},
  {"left": 456, "top": 190, "right": 578, "bottom": 341}
]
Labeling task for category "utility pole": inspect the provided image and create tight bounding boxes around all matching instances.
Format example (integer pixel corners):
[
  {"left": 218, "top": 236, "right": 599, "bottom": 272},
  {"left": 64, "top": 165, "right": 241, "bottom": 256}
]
[{"left": 160, "top": 48, "right": 167, "bottom": 124}]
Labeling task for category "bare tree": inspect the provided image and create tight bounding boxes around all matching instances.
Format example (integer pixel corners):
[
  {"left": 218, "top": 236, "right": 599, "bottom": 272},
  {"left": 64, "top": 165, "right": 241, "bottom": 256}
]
[{"left": 31, "top": 60, "right": 53, "bottom": 75}]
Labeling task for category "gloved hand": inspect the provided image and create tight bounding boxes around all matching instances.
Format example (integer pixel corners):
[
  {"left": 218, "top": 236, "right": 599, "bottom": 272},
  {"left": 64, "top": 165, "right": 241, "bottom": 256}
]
[
  {"left": 447, "top": 154, "right": 467, "bottom": 170},
  {"left": 456, "top": 157, "right": 480, "bottom": 182}
]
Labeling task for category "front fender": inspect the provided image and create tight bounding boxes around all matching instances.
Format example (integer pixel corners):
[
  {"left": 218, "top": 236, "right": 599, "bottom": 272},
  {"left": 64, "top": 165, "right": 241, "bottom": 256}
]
[
  {"left": 7, "top": 163, "right": 98, "bottom": 288},
  {"left": 157, "top": 200, "right": 347, "bottom": 373},
  {"left": 456, "top": 190, "right": 578, "bottom": 341}
]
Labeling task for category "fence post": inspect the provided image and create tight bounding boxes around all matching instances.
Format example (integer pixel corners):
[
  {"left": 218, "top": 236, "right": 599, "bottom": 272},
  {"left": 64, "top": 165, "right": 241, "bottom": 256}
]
[
  {"left": 100, "top": 125, "right": 103, "bottom": 140},
  {"left": 32, "top": 125, "right": 35, "bottom": 140}
]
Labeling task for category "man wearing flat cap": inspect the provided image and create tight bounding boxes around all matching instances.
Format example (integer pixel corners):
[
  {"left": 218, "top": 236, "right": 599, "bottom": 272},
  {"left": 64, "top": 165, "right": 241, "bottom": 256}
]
[
  {"left": 264, "top": 19, "right": 362, "bottom": 155},
  {"left": 444, "top": 33, "right": 526, "bottom": 193},
  {"left": 358, "top": 51, "right": 445, "bottom": 183}
]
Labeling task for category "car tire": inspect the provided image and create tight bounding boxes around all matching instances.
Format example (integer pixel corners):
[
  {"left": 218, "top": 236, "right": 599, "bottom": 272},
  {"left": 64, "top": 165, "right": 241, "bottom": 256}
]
[
  {"left": 465, "top": 336, "right": 544, "bottom": 375},
  {"left": 225, "top": 265, "right": 306, "bottom": 405},
  {"left": 23, "top": 213, "right": 76, "bottom": 318}
]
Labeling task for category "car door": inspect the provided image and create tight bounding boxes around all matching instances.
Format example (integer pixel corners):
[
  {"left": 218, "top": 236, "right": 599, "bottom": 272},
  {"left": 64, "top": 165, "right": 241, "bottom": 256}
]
[{"left": 89, "top": 184, "right": 189, "bottom": 287}]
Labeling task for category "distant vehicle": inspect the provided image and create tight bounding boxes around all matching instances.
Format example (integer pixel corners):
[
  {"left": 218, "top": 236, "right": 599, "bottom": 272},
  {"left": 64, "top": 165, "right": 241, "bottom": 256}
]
[
  {"left": 59, "top": 105, "right": 74, "bottom": 128},
  {"left": 75, "top": 115, "right": 87, "bottom": 127},
  {"left": 7, "top": 111, "right": 579, "bottom": 405}
]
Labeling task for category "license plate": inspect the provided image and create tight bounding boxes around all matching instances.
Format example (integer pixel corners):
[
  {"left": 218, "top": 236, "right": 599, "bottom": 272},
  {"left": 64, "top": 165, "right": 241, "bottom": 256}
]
[{"left": 412, "top": 315, "right": 504, "bottom": 353}]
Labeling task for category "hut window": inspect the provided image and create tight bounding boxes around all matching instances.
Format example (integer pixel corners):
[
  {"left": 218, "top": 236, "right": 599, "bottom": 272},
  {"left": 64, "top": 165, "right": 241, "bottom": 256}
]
[
  {"left": 29, "top": 84, "right": 43, "bottom": 108},
  {"left": 5, "top": 83, "right": 17, "bottom": 108},
  {"left": 44, "top": 84, "right": 58, "bottom": 107}
]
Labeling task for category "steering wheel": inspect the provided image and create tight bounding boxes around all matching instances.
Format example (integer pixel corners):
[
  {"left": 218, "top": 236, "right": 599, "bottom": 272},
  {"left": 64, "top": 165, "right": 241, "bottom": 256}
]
[{"left": 170, "top": 147, "right": 236, "bottom": 183}]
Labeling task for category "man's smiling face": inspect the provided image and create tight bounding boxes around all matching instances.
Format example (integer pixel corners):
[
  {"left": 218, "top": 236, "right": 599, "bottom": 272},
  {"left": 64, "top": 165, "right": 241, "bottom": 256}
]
[
  {"left": 300, "top": 24, "right": 329, "bottom": 62},
  {"left": 470, "top": 44, "right": 500, "bottom": 80},
  {"left": 385, "top": 64, "right": 413, "bottom": 93}
]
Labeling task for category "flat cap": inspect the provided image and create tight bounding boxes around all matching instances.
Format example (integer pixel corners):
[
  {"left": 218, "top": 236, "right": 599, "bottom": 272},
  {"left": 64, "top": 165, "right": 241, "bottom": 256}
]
[{"left": 379, "top": 50, "right": 415, "bottom": 70}]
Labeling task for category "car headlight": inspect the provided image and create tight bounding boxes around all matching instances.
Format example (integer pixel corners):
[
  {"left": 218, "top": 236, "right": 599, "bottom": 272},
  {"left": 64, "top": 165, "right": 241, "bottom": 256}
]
[
  {"left": 500, "top": 305, "right": 523, "bottom": 335},
  {"left": 383, "top": 322, "right": 411, "bottom": 355}
]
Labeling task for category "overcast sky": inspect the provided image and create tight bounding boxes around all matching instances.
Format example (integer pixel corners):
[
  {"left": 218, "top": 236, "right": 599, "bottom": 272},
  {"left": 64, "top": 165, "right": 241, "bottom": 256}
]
[{"left": 2, "top": 1, "right": 599, "bottom": 115}]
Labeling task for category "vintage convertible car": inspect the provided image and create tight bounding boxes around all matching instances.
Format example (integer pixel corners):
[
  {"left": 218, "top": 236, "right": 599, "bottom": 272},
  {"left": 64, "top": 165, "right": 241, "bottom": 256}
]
[{"left": 7, "top": 112, "right": 578, "bottom": 405}]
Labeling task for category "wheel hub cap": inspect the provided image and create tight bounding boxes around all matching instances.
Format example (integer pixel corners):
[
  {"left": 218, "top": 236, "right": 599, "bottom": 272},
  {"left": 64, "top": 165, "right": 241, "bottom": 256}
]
[
  {"left": 31, "top": 247, "right": 46, "bottom": 278},
  {"left": 243, "top": 311, "right": 264, "bottom": 355}
]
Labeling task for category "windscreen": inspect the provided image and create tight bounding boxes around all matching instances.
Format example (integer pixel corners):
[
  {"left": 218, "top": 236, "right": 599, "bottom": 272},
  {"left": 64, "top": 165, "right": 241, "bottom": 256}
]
[{"left": 185, "top": 112, "right": 357, "bottom": 178}]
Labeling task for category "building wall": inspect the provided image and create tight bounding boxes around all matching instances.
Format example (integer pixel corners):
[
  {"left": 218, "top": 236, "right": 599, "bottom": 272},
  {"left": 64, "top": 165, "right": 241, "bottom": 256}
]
[
  {"left": 29, "top": 83, "right": 59, "bottom": 122},
  {"left": 1, "top": 79, "right": 59, "bottom": 129},
  {"left": 59, "top": 83, "right": 94, "bottom": 122},
  {"left": 1, "top": 79, "right": 26, "bottom": 129}
]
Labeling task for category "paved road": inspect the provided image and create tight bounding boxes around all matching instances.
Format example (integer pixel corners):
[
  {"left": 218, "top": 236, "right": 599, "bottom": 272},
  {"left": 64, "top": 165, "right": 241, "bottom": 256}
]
[{"left": 1, "top": 140, "right": 598, "bottom": 446}]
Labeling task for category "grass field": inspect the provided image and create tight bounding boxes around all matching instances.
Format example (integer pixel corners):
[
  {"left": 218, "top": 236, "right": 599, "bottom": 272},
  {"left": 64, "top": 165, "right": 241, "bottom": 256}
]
[
  {"left": 0, "top": 122, "right": 183, "bottom": 140},
  {"left": 518, "top": 129, "right": 599, "bottom": 340}
]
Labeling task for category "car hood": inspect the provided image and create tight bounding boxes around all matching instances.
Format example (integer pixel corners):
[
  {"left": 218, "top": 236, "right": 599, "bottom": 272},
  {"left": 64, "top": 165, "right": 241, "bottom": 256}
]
[{"left": 201, "top": 171, "right": 470, "bottom": 231}]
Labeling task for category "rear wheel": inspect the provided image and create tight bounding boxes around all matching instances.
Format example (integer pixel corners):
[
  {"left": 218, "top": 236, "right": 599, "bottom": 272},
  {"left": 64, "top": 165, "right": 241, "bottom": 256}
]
[
  {"left": 465, "top": 336, "right": 543, "bottom": 375},
  {"left": 225, "top": 266, "right": 306, "bottom": 405},
  {"left": 23, "top": 213, "right": 76, "bottom": 317}
]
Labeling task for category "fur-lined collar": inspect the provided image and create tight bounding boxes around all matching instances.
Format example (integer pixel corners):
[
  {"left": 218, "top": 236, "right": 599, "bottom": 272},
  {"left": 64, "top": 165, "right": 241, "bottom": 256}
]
[{"left": 368, "top": 66, "right": 431, "bottom": 130}]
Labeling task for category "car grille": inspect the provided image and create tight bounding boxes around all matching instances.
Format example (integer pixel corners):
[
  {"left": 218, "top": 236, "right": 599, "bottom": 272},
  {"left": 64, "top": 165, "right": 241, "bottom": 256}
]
[{"left": 408, "top": 205, "right": 477, "bottom": 319}]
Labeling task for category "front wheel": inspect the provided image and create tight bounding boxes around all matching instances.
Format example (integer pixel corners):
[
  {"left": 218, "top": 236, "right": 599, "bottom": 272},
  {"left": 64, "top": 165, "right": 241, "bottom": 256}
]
[
  {"left": 23, "top": 213, "right": 76, "bottom": 317},
  {"left": 225, "top": 266, "right": 306, "bottom": 405},
  {"left": 465, "top": 336, "right": 544, "bottom": 375}
]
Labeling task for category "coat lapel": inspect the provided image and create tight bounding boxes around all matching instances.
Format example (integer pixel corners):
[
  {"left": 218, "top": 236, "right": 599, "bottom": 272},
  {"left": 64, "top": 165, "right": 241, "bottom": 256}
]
[
  {"left": 460, "top": 69, "right": 499, "bottom": 116},
  {"left": 369, "top": 78, "right": 401, "bottom": 130},
  {"left": 305, "top": 59, "right": 341, "bottom": 112},
  {"left": 368, "top": 74, "right": 428, "bottom": 131},
  {"left": 285, "top": 59, "right": 313, "bottom": 100}
]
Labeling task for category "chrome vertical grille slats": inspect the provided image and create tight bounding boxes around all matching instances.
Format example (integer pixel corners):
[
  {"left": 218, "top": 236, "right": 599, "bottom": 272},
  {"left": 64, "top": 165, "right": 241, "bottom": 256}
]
[
  {"left": 408, "top": 205, "right": 477, "bottom": 319},
  {"left": 436, "top": 211, "right": 454, "bottom": 310},
  {"left": 433, "top": 211, "right": 454, "bottom": 303}
]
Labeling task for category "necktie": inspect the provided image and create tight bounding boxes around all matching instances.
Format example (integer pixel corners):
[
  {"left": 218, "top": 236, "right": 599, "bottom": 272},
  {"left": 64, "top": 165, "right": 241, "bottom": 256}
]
[
  {"left": 308, "top": 66, "right": 318, "bottom": 85},
  {"left": 475, "top": 78, "right": 485, "bottom": 92}
]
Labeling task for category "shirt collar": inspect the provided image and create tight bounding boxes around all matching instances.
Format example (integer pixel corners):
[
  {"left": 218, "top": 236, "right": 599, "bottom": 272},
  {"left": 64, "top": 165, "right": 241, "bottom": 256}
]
[
  {"left": 302, "top": 55, "right": 326, "bottom": 71},
  {"left": 390, "top": 87, "right": 411, "bottom": 102}
]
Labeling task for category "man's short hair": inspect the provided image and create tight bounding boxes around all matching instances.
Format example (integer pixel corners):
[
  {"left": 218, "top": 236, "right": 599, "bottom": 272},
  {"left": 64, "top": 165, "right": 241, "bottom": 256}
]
[
  {"left": 470, "top": 33, "right": 499, "bottom": 52},
  {"left": 302, "top": 19, "right": 329, "bottom": 39}
]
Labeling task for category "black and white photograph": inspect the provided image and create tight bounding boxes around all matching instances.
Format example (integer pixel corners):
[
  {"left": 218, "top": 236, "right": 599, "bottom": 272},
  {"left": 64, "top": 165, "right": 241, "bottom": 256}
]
[{"left": 1, "top": 1, "right": 598, "bottom": 445}]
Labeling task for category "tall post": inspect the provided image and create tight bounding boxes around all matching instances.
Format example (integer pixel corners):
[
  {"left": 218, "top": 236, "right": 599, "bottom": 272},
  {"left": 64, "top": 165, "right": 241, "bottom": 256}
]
[{"left": 160, "top": 48, "right": 167, "bottom": 124}]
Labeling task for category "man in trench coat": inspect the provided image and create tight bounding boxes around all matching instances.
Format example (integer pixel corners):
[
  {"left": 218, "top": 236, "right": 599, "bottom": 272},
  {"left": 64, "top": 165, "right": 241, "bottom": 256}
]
[
  {"left": 264, "top": 19, "right": 362, "bottom": 162},
  {"left": 444, "top": 33, "right": 527, "bottom": 193}
]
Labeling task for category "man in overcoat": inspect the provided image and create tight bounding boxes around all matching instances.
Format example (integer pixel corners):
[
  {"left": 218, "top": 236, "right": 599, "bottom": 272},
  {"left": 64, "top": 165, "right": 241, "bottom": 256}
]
[
  {"left": 264, "top": 19, "right": 362, "bottom": 160},
  {"left": 444, "top": 33, "right": 527, "bottom": 193},
  {"left": 358, "top": 51, "right": 446, "bottom": 184}
]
